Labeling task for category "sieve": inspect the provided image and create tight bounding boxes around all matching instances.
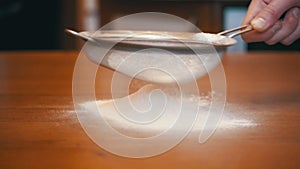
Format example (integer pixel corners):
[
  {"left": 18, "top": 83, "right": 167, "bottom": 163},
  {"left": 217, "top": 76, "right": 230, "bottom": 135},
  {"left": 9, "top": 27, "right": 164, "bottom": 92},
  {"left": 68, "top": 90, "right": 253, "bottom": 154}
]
[{"left": 66, "top": 25, "right": 252, "bottom": 84}]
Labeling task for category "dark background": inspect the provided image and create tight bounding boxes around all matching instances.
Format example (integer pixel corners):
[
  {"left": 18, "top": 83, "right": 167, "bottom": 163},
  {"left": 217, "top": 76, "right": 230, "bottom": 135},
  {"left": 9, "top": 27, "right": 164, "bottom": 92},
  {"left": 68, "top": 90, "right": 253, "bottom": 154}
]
[
  {"left": 0, "top": 0, "right": 299, "bottom": 51},
  {"left": 0, "top": 0, "right": 62, "bottom": 50}
]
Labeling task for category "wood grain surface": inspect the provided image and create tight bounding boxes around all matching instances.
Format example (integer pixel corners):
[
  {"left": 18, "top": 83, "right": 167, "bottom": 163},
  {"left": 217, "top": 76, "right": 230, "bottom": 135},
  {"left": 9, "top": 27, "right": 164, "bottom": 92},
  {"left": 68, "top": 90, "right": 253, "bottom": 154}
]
[{"left": 0, "top": 51, "right": 299, "bottom": 169}]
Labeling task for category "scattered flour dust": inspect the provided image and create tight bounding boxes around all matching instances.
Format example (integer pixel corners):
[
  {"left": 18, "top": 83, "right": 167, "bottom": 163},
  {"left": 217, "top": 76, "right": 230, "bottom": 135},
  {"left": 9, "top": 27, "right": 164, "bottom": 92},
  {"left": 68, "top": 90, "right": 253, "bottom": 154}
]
[
  {"left": 81, "top": 84, "right": 211, "bottom": 138},
  {"left": 80, "top": 84, "right": 257, "bottom": 139}
]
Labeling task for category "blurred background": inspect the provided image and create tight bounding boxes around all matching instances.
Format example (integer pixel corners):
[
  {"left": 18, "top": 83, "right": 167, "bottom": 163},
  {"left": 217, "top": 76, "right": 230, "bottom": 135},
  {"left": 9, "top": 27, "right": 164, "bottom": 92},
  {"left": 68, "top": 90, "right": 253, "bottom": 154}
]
[{"left": 0, "top": 0, "right": 299, "bottom": 51}]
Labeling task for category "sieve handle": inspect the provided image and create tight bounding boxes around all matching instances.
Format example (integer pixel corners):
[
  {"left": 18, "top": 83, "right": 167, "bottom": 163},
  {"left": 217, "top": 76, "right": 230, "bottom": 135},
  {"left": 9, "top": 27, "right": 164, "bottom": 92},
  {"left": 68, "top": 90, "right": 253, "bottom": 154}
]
[{"left": 217, "top": 25, "right": 253, "bottom": 38}]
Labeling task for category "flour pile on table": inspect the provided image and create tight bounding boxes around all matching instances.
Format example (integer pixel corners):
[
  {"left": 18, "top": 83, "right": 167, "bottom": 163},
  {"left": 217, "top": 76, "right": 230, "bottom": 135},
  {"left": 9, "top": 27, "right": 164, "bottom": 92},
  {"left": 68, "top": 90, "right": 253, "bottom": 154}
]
[{"left": 81, "top": 84, "right": 211, "bottom": 138}]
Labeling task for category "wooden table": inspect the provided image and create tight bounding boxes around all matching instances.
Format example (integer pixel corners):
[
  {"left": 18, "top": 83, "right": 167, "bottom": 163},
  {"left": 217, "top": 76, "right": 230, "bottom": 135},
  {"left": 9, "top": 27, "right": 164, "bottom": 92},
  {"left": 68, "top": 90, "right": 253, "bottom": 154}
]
[{"left": 0, "top": 51, "right": 299, "bottom": 169}]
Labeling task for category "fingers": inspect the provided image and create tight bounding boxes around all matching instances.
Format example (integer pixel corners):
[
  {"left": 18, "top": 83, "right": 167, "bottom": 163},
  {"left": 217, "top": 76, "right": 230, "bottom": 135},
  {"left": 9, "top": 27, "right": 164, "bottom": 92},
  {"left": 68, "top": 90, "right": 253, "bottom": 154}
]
[
  {"left": 266, "top": 7, "right": 300, "bottom": 45},
  {"left": 250, "top": 0, "right": 296, "bottom": 31},
  {"left": 242, "top": 0, "right": 300, "bottom": 45},
  {"left": 242, "top": 0, "right": 267, "bottom": 25},
  {"left": 242, "top": 7, "right": 300, "bottom": 45},
  {"left": 241, "top": 21, "right": 282, "bottom": 42},
  {"left": 281, "top": 8, "right": 300, "bottom": 45}
]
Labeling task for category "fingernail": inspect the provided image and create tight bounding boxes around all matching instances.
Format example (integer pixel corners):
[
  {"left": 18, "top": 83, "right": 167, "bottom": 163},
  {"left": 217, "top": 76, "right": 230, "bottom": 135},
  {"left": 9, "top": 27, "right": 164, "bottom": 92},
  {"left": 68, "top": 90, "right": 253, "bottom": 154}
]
[
  {"left": 251, "top": 18, "right": 266, "bottom": 31},
  {"left": 271, "top": 22, "right": 281, "bottom": 33}
]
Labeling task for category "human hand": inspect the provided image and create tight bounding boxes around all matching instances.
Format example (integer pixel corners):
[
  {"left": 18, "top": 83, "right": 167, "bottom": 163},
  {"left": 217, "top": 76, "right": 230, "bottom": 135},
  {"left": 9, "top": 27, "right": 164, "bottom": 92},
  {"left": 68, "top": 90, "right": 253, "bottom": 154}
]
[{"left": 242, "top": 0, "right": 300, "bottom": 45}]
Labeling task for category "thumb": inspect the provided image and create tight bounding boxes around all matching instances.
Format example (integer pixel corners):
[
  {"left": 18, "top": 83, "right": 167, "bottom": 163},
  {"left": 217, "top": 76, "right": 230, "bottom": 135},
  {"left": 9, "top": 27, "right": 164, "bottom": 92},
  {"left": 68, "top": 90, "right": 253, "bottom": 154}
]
[{"left": 251, "top": 0, "right": 295, "bottom": 32}]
